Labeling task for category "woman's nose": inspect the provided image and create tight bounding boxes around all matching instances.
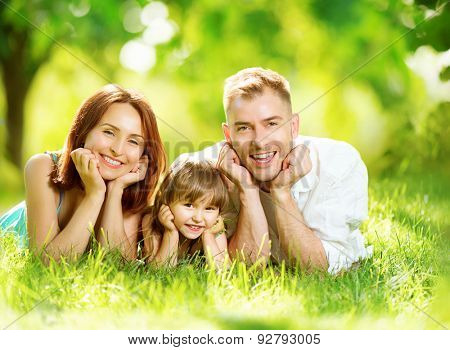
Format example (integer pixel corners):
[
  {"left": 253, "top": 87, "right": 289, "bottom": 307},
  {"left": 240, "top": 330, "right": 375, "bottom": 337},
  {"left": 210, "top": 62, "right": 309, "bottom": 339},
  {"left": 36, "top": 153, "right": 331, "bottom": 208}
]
[{"left": 110, "top": 139, "right": 124, "bottom": 156}]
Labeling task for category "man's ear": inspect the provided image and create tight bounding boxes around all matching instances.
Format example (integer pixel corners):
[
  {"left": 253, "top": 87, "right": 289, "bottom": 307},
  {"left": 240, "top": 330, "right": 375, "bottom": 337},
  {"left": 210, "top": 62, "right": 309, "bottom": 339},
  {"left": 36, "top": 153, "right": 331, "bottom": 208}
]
[
  {"left": 291, "top": 113, "right": 299, "bottom": 139},
  {"left": 222, "top": 122, "right": 231, "bottom": 143}
]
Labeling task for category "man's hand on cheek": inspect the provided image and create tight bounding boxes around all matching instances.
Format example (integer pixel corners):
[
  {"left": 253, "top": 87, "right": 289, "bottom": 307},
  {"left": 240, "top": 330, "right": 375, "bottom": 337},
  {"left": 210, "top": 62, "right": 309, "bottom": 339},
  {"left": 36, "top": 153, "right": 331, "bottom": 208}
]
[
  {"left": 217, "top": 143, "right": 257, "bottom": 192},
  {"left": 268, "top": 144, "right": 312, "bottom": 194}
]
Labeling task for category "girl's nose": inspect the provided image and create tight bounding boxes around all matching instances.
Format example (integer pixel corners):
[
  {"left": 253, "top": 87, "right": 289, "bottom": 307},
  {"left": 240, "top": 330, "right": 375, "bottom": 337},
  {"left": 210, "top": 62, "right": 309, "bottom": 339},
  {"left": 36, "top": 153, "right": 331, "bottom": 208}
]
[{"left": 192, "top": 210, "right": 204, "bottom": 222}]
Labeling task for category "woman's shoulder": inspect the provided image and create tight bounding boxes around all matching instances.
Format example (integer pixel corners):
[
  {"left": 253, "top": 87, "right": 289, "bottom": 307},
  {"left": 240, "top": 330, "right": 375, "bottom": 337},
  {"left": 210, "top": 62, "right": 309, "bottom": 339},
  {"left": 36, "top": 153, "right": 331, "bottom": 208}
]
[{"left": 24, "top": 153, "right": 55, "bottom": 180}]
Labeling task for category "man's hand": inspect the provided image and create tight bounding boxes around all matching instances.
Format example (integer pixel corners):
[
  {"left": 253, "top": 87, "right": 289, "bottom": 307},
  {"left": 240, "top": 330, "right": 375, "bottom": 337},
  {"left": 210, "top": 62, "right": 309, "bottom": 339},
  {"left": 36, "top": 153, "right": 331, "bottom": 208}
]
[
  {"left": 108, "top": 155, "right": 149, "bottom": 191},
  {"left": 71, "top": 148, "right": 106, "bottom": 196},
  {"left": 268, "top": 144, "right": 312, "bottom": 194},
  {"left": 216, "top": 142, "right": 256, "bottom": 192}
]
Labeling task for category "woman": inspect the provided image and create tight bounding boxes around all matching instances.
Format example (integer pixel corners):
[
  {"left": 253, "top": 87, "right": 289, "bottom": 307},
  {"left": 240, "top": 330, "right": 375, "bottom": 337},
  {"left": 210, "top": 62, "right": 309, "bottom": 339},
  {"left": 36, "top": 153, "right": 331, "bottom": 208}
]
[{"left": 0, "top": 84, "right": 166, "bottom": 262}]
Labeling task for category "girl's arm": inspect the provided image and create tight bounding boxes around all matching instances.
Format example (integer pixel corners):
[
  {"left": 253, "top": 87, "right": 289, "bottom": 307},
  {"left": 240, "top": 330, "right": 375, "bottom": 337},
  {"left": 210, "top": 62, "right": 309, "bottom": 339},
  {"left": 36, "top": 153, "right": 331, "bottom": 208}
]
[
  {"left": 97, "top": 156, "right": 148, "bottom": 260},
  {"left": 25, "top": 151, "right": 105, "bottom": 262},
  {"left": 202, "top": 217, "right": 229, "bottom": 268}
]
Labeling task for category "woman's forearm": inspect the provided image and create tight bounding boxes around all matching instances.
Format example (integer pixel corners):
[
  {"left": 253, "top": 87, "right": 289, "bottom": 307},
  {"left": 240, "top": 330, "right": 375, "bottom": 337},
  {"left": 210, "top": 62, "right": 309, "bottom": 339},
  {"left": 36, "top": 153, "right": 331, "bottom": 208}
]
[
  {"left": 43, "top": 193, "right": 105, "bottom": 262},
  {"left": 98, "top": 185, "right": 136, "bottom": 260}
]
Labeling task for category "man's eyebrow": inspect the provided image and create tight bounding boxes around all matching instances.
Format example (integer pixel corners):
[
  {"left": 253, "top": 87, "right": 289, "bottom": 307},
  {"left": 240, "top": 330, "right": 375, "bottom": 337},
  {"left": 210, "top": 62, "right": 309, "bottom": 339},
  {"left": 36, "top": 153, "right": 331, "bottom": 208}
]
[
  {"left": 262, "top": 115, "right": 283, "bottom": 122},
  {"left": 100, "top": 123, "right": 144, "bottom": 139},
  {"left": 233, "top": 121, "right": 251, "bottom": 126},
  {"left": 233, "top": 116, "right": 283, "bottom": 126}
]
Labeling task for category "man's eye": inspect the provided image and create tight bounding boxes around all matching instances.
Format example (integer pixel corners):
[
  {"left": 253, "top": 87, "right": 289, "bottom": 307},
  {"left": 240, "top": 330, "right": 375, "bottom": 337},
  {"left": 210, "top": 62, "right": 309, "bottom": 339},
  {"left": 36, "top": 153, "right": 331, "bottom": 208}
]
[
  {"left": 103, "top": 130, "right": 114, "bottom": 136},
  {"left": 237, "top": 126, "right": 249, "bottom": 131},
  {"left": 268, "top": 122, "right": 278, "bottom": 127}
]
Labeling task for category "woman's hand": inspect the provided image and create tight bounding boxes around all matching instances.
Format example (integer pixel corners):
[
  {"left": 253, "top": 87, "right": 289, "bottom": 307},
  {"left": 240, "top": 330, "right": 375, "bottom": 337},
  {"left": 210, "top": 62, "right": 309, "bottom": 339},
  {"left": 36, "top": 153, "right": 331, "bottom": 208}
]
[
  {"left": 108, "top": 155, "right": 149, "bottom": 191},
  {"left": 71, "top": 148, "right": 106, "bottom": 197},
  {"left": 158, "top": 204, "right": 178, "bottom": 234}
]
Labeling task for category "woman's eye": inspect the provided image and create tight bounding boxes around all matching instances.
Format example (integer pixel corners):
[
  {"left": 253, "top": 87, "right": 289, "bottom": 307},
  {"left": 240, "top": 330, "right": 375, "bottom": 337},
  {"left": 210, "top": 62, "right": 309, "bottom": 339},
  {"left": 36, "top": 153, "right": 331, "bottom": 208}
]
[
  {"left": 129, "top": 139, "right": 139, "bottom": 146},
  {"left": 103, "top": 130, "right": 114, "bottom": 136}
]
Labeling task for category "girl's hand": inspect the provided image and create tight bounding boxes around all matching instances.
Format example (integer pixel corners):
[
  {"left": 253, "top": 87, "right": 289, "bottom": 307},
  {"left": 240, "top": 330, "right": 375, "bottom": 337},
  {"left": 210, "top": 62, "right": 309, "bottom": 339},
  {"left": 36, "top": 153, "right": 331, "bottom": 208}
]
[
  {"left": 109, "top": 155, "right": 149, "bottom": 191},
  {"left": 71, "top": 148, "right": 106, "bottom": 196},
  {"left": 203, "top": 216, "right": 225, "bottom": 237},
  {"left": 158, "top": 204, "right": 178, "bottom": 233}
]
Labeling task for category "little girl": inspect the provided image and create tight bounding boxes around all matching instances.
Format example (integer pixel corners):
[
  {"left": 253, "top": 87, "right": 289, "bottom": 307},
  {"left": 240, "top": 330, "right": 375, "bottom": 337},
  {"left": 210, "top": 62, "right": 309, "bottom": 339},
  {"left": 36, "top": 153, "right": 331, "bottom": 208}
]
[{"left": 142, "top": 160, "right": 229, "bottom": 268}]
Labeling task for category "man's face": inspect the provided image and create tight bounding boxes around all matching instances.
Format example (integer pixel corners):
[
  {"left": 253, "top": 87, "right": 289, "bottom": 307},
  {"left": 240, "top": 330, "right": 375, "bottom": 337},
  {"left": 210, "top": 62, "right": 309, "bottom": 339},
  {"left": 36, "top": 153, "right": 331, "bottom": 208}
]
[{"left": 223, "top": 88, "right": 298, "bottom": 183}]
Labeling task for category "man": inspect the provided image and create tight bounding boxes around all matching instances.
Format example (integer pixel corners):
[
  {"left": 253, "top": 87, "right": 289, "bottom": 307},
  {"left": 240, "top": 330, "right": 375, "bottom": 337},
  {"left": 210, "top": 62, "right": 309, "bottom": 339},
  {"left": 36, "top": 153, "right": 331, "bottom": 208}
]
[{"left": 175, "top": 67, "right": 372, "bottom": 274}]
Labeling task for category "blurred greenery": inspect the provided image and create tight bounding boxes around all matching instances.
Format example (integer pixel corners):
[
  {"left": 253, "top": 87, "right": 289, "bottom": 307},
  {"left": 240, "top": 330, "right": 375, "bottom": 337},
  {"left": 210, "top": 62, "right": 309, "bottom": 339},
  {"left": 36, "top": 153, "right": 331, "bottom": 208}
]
[{"left": 0, "top": 0, "right": 449, "bottom": 208}]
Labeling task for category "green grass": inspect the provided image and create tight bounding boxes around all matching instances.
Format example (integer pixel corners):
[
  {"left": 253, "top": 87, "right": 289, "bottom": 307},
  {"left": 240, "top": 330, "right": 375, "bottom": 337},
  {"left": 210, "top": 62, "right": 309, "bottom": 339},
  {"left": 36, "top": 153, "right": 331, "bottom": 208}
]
[{"left": 1, "top": 172, "right": 449, "bottom": 330}]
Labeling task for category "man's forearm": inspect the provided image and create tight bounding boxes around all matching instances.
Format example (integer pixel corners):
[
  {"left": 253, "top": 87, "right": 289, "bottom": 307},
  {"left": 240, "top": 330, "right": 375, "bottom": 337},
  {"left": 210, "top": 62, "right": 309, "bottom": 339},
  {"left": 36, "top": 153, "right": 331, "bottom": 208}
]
[
  {"left": 271, "top": 189, "right": 328, "bottom": 271},
  {"left": 228, "top": 189, "right": 270, "bottom": 263}
]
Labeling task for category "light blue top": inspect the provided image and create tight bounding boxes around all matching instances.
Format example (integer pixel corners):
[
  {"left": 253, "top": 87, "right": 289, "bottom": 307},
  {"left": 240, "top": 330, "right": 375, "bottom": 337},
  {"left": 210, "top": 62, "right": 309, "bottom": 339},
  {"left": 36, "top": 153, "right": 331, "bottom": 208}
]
[{"left": 0, "top": 152, "right": 64, "bottom": 248}]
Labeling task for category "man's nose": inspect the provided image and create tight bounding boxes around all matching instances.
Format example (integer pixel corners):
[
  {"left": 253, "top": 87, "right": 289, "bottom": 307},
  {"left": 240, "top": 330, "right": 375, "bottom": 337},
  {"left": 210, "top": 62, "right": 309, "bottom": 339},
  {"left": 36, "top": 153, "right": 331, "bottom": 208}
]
[{"left": 251, "top": 125, "right": 267, "bottom": 149}]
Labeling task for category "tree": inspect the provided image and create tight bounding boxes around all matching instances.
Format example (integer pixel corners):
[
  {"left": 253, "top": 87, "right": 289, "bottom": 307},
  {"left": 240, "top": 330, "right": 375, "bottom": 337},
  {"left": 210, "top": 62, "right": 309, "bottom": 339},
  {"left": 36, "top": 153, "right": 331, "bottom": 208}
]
[{"left": 0, "top": 0, "right": 131, "bottom": 167}]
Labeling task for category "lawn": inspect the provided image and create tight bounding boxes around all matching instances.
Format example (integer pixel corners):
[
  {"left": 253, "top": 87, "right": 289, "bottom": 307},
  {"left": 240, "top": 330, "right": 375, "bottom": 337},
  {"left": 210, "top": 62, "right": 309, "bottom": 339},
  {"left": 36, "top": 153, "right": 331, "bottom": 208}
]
[{"left": 1, "top": 172, "right": 449, "bottom": 330}]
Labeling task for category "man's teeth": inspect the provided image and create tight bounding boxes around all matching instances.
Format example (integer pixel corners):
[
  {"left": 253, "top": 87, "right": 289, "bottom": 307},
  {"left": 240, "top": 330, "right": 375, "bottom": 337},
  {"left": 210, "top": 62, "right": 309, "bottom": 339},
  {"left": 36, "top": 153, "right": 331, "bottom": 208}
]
[
  {"left": 252, "top": 152, "right": 275, "bottom": 160},
  {"left": 103, "top": 155, "right": 121, "bottom": 166}
]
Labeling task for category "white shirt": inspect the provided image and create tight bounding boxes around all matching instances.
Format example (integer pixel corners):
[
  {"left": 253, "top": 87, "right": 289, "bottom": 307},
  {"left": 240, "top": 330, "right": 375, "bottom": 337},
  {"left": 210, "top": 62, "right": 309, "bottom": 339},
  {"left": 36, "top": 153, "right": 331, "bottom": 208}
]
[{"left": 174, "top": 135, "right": 373, "bottom": 274}]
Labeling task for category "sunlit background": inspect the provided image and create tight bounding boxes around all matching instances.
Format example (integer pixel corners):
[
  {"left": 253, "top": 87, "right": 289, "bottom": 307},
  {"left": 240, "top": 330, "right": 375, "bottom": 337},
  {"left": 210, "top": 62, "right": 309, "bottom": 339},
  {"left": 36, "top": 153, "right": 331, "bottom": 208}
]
[{"left": 0, "top": 0, "right": 449, "bottom": 211}]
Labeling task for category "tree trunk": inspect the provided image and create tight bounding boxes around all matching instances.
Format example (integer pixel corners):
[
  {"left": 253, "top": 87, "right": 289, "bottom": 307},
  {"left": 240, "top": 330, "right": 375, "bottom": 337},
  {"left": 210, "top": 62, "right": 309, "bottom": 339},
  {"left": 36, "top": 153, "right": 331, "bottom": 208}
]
[{"left": 1, "top": 29, "right": 31, "bottom": 168}]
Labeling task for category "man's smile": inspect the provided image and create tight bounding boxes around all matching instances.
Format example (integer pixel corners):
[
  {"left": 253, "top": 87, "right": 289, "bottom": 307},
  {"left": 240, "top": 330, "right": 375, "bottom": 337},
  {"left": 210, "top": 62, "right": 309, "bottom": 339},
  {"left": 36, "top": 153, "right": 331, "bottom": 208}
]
[{"left": 249, "top": 151, "right": 277, "bottom": 167}]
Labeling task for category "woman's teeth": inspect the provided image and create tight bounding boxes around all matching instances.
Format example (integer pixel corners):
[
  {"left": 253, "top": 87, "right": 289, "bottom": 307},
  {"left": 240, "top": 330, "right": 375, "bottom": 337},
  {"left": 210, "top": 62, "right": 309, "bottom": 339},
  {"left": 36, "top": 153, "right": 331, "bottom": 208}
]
[{"left": 102, "top": 155, "right": 121, "bottom": 166}]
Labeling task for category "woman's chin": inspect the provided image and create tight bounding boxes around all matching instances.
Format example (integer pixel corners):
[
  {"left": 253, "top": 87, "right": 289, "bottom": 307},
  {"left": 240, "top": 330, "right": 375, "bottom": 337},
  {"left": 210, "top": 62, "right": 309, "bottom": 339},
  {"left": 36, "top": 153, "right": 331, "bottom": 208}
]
[{"left": 98, "top": 167, "right": 127, "bottom": 181}]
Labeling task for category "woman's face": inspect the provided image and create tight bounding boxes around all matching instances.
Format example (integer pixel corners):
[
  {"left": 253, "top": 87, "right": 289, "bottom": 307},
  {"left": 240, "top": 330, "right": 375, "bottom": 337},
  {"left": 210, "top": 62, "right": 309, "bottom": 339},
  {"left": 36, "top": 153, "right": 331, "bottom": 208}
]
[{"left": 83, "top": 103, "right": 145, "bottom": 181}]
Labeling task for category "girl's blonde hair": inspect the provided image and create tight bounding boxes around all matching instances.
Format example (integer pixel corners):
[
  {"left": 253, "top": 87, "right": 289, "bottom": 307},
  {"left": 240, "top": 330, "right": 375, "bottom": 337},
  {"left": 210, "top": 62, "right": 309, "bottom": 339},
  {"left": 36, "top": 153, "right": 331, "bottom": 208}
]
[{"left": 143, "top": 160, "right": 229, "bottom": 255}]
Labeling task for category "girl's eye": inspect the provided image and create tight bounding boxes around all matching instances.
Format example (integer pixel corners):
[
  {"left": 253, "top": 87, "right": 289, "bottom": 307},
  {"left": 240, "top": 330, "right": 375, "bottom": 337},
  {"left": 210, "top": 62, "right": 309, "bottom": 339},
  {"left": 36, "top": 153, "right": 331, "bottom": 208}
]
[
  {"left": 206, "top": 206, "right": 218, "bottom": 211},
  {"left": 183, "top": 203, "right": 193, "bottom": 208},
  {"left": 103, "top": 130, "right": 114, "bottom": 136}
]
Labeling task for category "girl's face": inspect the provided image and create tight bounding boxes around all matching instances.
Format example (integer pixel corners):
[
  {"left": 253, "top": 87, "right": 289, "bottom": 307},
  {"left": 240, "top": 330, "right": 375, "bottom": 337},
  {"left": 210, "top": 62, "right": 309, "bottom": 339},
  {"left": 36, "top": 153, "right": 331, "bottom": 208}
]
[
  {"left": 83, "top": 103, "right": 145, "bottom": 181},
  {"left": 169, "top": 197, "right": 220, "bottom": 239}
]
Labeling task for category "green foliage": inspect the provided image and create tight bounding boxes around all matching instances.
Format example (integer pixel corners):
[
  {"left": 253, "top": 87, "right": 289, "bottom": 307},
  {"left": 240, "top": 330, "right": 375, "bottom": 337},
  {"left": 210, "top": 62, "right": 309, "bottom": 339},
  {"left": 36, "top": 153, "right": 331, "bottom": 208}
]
[{"left": 1, "top": 173, "right": 448, "bottom": 329}]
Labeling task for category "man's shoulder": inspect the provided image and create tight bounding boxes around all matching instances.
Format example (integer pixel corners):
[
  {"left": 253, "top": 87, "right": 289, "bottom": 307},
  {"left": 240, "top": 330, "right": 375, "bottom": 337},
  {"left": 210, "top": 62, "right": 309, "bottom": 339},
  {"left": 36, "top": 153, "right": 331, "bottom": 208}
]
[
  {"left": 299, "top": 136, "right": 366, "bottom": 181},
  {"left": 173, "top": 141, "right": 225, "bottom": 167}
]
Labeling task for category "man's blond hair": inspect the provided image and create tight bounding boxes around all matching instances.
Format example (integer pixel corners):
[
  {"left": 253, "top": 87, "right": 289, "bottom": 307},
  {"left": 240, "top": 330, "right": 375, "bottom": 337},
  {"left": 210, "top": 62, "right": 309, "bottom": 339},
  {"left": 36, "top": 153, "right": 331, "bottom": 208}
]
[{"left": 223, "top": 67, "right": 291, "bottom": 113}]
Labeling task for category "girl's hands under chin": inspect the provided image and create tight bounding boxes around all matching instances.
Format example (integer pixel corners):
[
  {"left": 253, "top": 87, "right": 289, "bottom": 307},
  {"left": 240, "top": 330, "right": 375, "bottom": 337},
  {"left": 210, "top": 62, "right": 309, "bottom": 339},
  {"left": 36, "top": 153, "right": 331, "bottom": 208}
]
[
  {"left": 203, "top": 216, "right": 225, "bottom": 237},
  {"left": 158, "top": 204, "right": 178, "bottom": 234},
  {"left": 71, "top": 148, "right": 106, "bottom": 196},
  {"left": 108, "top": 155, "right": 149, "bottom": 191}
]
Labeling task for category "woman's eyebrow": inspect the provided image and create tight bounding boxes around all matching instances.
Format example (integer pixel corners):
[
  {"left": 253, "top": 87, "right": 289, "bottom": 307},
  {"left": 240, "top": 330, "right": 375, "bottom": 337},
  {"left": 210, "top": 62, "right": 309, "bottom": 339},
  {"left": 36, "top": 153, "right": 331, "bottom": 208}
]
[{"left": 100, "top": 123, "right": 144, "bottom": 139}]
